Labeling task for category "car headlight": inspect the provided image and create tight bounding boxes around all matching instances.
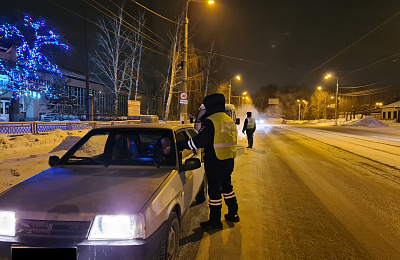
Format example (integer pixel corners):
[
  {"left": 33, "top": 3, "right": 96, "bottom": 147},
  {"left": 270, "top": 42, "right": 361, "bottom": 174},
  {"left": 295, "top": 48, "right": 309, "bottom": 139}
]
[
  {"left": 0, "top": 211, "right": 16, "bottom": 236},
  {"left": 88, "top": 215, "right": 144, "bottom": 240}
]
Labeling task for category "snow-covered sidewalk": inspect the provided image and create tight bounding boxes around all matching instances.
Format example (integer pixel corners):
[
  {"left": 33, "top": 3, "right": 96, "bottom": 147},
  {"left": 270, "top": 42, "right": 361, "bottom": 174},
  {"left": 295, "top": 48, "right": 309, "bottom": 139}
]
[{"left": 0, "top": 129, "right": 88, "bottom": 192}]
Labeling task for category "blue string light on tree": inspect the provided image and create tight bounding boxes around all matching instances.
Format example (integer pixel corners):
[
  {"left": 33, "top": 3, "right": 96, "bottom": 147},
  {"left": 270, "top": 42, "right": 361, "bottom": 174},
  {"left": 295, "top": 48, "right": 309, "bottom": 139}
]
[{"left": 0, "top": 15, "right": 69, "bottom": 99}]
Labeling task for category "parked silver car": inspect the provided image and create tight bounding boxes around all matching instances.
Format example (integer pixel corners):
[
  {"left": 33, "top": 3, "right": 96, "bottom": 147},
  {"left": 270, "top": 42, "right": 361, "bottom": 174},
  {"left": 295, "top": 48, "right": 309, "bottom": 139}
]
[{"left": 0, "top": 124, "right": 206, "bottom": 260}]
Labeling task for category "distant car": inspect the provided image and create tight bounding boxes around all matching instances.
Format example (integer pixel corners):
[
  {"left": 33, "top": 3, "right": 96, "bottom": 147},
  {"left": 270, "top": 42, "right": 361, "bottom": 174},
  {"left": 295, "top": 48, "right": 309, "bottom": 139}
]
[
  {"left": 0, "top": 124, "right": 206, "bottom": 260},
  {"left": 256, "top": 118, "right": 267, "bottom": 127},
  {"left": 281, "top": 119, "right": 287, "bottom": 124}
]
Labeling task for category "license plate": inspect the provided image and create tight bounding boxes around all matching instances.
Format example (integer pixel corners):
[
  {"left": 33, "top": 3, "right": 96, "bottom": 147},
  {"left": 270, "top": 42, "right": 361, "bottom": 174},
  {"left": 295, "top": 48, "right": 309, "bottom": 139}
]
[{"left": 12, "top": 247, "right": 77, "bottom": 260}]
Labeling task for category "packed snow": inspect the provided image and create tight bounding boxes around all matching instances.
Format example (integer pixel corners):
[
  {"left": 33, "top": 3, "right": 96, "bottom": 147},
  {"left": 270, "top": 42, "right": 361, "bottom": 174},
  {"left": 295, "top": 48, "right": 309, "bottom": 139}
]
[
  {"left": 1, "top": 129, "right": 88, "bottom": 192},
  {"left": 347, "top": 116, "right": 389, "bottom": 127},
  {"left": 1, "top": 116, "right": 399, "bottom": 193}
]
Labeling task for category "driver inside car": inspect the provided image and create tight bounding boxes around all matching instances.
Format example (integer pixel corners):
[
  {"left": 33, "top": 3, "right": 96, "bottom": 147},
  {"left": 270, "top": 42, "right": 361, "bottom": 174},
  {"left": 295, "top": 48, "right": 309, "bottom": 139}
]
[{"left": 144, "top": 137, "right": 173, "bottom": 165}]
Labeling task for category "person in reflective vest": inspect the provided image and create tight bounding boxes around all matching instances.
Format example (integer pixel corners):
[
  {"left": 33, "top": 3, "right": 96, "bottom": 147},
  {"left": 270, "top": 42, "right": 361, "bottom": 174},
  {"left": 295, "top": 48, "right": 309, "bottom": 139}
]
[
  {"left": 178, "top": 93, "right": 240, "bottom": 229},
  {"left": 242, "top": 111, "right": 256, "bottom": 148}
]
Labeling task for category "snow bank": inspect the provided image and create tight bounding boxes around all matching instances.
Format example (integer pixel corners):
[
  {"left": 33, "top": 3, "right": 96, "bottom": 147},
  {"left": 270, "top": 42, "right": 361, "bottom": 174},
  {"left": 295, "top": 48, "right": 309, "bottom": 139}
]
[
  {"left": 0, "top": 129, "right": 89, "bottom": 152},
  {"left": 348, "top": 116, "right": 388, "bottom": 128}
]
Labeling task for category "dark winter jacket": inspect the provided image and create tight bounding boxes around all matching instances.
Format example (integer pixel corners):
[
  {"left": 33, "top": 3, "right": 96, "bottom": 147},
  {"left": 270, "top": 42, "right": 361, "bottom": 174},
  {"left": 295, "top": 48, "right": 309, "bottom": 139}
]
[{"left": 178, "top": 93, "right": 234, "bottom": 173}]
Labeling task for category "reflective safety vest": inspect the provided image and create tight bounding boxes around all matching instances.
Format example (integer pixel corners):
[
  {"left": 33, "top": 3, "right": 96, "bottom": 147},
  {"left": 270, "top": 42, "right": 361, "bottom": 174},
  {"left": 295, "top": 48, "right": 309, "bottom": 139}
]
[
  {"left": 207, "top": 112, "right": 237, "bottom": 160},
  {"left": 246, "top": 117, "right": 255, "bottom": 129}
]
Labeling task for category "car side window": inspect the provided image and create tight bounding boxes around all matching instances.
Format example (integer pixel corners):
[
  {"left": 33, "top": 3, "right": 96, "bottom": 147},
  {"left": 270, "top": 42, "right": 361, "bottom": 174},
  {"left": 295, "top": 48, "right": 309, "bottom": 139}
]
[
  {"left": 175, "top": 130, "right": 194, "bottom": 162},
  {"left": 187, "top": 129, "right": 197, "bottom": 138}
]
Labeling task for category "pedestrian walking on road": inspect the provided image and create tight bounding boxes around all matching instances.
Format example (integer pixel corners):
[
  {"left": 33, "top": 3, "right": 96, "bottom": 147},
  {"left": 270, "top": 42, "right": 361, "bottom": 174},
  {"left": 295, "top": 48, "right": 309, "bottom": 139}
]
[
  {"left": 242, "top": 111, "right": 256, "bottom": 148},
  {"left": 178, "top": 93, "right": 240, "bottom": 229}
]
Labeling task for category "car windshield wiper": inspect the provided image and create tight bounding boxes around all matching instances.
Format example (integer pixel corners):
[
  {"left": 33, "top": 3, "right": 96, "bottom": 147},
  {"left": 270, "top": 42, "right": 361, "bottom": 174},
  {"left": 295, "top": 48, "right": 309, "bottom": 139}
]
[{"left": 69, "top": 156, "right": 109, "bottom": 167}]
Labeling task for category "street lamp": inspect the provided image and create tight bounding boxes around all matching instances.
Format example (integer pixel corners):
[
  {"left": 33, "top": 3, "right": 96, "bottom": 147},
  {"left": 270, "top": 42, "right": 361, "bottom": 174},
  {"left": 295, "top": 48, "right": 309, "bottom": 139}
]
[
  {"left": 317, "top": 86, "right": 322, "bottom": 120},
  {"left": 297, "top": 99, "right": 301, "bottom": 121},
  {"left": 241, "top": 91, "right": 247, "bottom": 107},
  {"left": 181, "top": 0, "right": 214, "bottom": 124},
  {"left": 325, "top": 74, "right": 339, "bottom": 125},
  {"left": 228, "top": 75, "right": 241, "bottom": 104}
]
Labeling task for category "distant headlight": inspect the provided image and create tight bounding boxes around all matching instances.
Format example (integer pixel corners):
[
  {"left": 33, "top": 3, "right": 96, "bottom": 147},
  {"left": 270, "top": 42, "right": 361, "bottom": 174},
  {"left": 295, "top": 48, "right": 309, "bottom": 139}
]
[
  {"left": 0, "top": 211, "right": 16, "bottom": 236},
  {"left": 260, "top": 120, "right": 265, "bottom": 124},
  {"left": 88, "top": 215, "right": 144, "bottom": 240}
]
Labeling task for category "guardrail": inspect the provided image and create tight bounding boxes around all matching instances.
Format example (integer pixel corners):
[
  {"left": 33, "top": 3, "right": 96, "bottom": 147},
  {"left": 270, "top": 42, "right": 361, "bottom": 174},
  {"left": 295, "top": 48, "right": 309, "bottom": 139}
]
[{"left": 0, "top": 120, "right": 141, "bottom": 135}]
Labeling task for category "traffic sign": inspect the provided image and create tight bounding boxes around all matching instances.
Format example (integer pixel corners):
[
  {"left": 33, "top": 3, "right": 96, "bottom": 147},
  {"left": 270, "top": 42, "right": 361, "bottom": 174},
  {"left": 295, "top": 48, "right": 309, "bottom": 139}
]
[{"left": 180, "top": 92, "right": 188, "bottom": 100}]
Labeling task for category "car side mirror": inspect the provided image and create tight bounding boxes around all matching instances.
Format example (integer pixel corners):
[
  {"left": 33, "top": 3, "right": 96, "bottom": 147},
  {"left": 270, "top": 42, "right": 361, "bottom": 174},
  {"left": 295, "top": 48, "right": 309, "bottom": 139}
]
[
  {"left": 235, "top": 118, "right": 240, "bottom": 125},
  {"left": 49, "top": 155, "right": 60, "bottom": 167},
  {"left": 180, "top": 158, "right": 201, "bottom": 172}
]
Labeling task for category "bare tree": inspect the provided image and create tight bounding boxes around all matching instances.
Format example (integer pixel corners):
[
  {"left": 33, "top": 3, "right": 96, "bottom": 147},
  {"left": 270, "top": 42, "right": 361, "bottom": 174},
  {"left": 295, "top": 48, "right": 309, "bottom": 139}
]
[
  {"left": 127, "top": 11, "right": 145, "bottom": 101},
  {"left": 310, "top": 89, "right": 329, "bottom": 119},
  {"left": 203, "top": 39, "right": 220, "bottom": 99},
  {"left": 164, "top": 15, "right": 184, "bottom": 121},
  {"left": 163, "top": 14, "right": 205, "bottom": 120},
  {"left": 217, "top": 81, "right": 230, "bottom": 99},
  {"left": 91, "top": 3, "right": 132, "bottom": 116},
  {"left": 187, "top": 44, "right": 204, "bottom": 117}
]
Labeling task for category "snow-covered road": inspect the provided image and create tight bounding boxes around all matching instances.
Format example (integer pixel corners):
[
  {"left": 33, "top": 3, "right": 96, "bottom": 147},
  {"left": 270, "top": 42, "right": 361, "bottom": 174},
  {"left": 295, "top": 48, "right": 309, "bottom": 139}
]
[
  {"left": 179, "top": 124, "right": 400, "bottom": 260},
  {"left": 1, "top": 123, "right": 400, "bottom": 259}
]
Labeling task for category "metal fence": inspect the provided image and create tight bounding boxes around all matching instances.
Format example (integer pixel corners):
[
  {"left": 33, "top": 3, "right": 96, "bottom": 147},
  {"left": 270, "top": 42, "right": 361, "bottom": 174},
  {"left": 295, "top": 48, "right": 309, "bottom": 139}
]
[{"left": 0, "top": 120, "right": 141, "bottom": 135}]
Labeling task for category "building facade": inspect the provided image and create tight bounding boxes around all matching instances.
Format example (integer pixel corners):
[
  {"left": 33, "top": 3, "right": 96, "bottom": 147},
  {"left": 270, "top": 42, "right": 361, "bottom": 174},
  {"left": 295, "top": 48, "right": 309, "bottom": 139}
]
[
  {"left": 381, "top": 100, "right": 400, "bottom": 122},
  {"left": 0, "top": 46, "right": 128, "bottom": 122}
]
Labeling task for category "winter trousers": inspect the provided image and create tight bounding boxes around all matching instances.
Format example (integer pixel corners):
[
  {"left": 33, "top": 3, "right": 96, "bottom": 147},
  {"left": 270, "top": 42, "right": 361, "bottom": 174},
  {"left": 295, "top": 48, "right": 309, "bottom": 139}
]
[{"left": 206, "top": 168, "right": 239, "bottom": 222}]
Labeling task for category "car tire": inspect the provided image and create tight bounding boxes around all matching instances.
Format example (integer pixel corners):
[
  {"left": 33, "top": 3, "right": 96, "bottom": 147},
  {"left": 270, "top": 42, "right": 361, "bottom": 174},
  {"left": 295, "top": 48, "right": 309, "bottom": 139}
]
[
  {"left": 157, "top": 212, "right": 180, "bottom": 260},
  {"left": 195, "top": 179, "right": 207, "bottom": 204}
]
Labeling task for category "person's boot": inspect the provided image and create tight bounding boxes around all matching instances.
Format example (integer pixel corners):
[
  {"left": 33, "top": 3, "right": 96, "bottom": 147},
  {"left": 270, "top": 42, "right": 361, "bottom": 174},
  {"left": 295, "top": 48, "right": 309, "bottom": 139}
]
[
  {"left": 200, "top": 219, "right": 223, "bottom": 229},
  {"left": 200, "top": 204, "right": 222, "bottom": 229},
  {"left": 224, "top": 195, "right": 240, "bottom": 222},
  {"left": 224, "top": 213, "right": 240, "bottom": 223}
]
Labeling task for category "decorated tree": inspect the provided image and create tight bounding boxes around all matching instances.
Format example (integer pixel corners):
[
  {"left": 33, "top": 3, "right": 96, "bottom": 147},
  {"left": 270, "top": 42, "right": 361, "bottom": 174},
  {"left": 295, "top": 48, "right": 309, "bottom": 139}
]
[{"left": 0, "top": 15, "right": 69, "bottom": 121}]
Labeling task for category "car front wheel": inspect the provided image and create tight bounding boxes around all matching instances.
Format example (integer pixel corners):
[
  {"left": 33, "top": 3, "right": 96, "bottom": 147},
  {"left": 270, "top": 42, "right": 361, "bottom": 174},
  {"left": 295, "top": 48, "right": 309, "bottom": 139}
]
[{"left": 158, "top": 212, "right": 179, "bottom": 260}]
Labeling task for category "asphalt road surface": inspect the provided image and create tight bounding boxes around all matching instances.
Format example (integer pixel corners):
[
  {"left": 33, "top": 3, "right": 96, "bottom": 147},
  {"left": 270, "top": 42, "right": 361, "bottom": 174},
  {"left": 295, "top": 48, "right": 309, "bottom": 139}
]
[{"left": 178, "top": 124, "right": 400, "bottom": 260}]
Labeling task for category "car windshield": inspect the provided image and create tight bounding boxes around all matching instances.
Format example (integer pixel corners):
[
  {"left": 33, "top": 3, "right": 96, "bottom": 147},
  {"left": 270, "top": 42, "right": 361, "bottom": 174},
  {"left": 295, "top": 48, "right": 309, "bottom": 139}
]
[{"left": 59, "top": 129, "right": 176, "bottom": 167}]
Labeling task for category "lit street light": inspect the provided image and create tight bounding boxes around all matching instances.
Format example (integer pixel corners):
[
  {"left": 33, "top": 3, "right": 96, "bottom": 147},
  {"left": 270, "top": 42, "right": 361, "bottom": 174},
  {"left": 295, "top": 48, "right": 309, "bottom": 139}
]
[
  {"left": 325, "top": 74, "right": 339, "bottom": 125},
  {"left": 228, "top": 75, "right": 241, "bottom": 104},
  {"left": 297, "top": 99, "right": 301, "bottom": 121},
  {"left": 241, "top": 91, "right": 247, "bottom": 107},
  {"left": 317, "top": 86, "right": 321, "bottom": 120},
  {"left": 181, "top": 0, "right": 214, "bottom": 124}
]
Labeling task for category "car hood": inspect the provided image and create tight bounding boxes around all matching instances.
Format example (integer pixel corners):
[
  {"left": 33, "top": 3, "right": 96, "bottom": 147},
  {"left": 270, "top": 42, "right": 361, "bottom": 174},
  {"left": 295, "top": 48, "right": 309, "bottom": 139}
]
[{"left": 0, "top": 166, "right": 175, "bottom": 221}]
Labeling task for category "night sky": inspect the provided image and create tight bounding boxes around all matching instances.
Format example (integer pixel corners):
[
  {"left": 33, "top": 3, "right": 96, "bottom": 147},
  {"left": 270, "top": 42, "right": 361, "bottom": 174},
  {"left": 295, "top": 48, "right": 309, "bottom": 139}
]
[{"left": 1, "top": 0, "right": 399, "bottom": 95}]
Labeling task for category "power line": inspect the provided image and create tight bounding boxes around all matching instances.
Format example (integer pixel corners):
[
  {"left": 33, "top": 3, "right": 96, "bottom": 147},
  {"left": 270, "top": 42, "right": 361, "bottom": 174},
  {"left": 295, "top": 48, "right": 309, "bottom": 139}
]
[
  {"left": 85, "top": 0, "right": 169, "bottom": 52},
  {"left": 339, "top": 82, "right": 381, "bottom": 89},
  {"left": 297, "top": 11, "right": 400, "bottom": 86},
  {"left": 46, "top": 0, "right": 168, "bottom": 57},
  {"left": 130, "top": 0, "right": 180, "bottom": 25},
  {"left": 195, "top": 48, "right": 297, "bottom": 71},
  {"left": 341, "top": 85, "right": 394, "bottom": 97},
  {"left": 342, "top": 52, "right": 400, "bottom": 79},
  {"left": 107, "top": 0, "right": 170, "bottom": 45}
]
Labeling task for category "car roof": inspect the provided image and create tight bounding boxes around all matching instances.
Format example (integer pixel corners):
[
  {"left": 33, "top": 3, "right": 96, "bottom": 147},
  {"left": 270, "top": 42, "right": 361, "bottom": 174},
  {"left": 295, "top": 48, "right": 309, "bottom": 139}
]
[{"left": 93, "top": 123, "right": 193, "bottom": 131}]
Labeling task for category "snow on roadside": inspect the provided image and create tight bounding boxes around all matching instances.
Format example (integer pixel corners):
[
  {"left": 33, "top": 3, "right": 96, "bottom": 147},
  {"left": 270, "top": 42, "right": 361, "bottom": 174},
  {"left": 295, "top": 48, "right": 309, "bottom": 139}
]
[
  {"left": 0, "top": 129, "right": 88, "bottom": 193},
  {"left": 1, "top": 129, "right": 88, "bottom": 154},
  {"left": 347, "top": 116, "right": 389, "bottom": 128}
]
